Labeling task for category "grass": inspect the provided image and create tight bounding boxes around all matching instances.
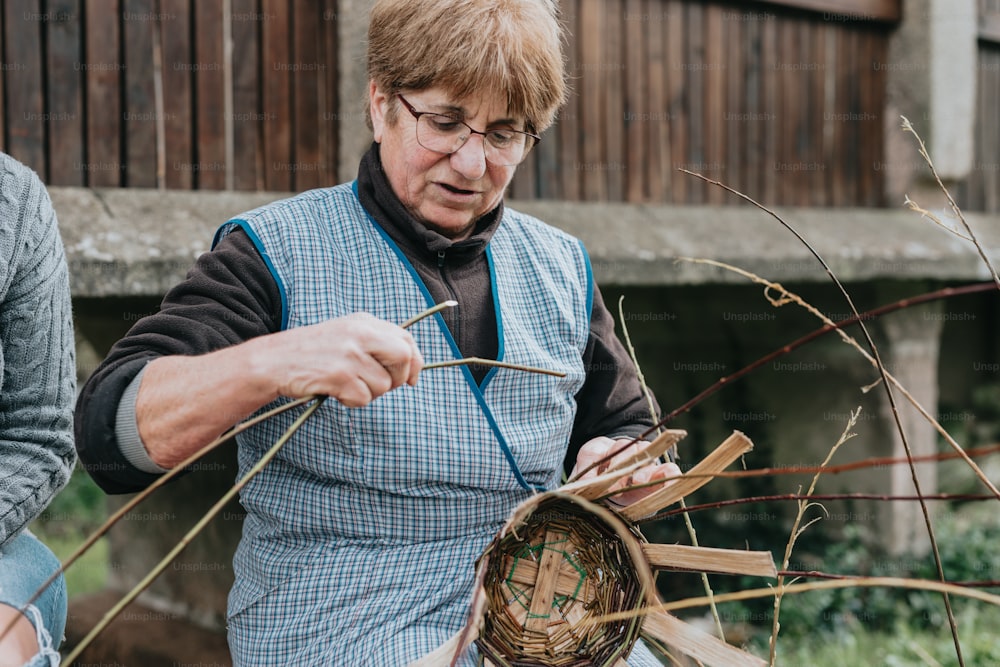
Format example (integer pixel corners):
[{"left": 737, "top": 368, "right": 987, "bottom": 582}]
[
  {"left": 28, "top": 465, "right": 110, "bottom": 599},
  {"left": 37, "top": 534, "right": 109, "bottom": 599},
  {"left": 746, "top": 603, "right": 1000, "bottom": 667}
]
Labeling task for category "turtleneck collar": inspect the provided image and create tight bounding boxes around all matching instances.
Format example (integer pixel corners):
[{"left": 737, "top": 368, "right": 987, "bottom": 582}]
[{"left": 355, "top": 142, "right": 504, "bottom": 265}]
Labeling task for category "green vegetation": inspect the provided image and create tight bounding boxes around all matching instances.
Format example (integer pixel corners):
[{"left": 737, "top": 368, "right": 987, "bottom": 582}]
[
  {"left": 699, "top": 502, "right": 1000, "bottom": 666},
  {"left": 28, "top": 465, "right": 110, "bottom": 598},
  {"left": 749, "top": 603, "right": 1000, "bottom": 666}
]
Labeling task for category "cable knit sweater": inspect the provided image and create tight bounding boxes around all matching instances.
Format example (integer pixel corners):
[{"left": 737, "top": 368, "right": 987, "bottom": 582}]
[{"left": 0, "top": 152, "right": 76, "bottom": 548}]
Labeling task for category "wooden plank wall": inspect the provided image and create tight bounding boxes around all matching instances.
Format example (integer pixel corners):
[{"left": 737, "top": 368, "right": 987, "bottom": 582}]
[
  {"left": 0, "top": 0, "right": 338, "bottom": 190},
  {"left": 0, "top": 0, "right": 895, "bottom": 207},
  {"left": 958, "top": 0, "right": 1000, "bottom": 212},
  {"left": 509, "top": 0, "right": 891, "bottom": 207}
]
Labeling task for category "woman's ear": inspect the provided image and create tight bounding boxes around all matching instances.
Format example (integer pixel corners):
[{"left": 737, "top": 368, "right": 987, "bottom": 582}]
[{"left": 369, "top": 80, "right": 388, "bottom": 143}]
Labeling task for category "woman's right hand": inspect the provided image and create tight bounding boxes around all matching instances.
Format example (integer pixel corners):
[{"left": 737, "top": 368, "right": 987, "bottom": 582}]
[
  {"left": 138, "top": 312, "right": 424, "bottom": 469},
  {"left": 254, "top": 312, "right": 424, "bottom": 407}
]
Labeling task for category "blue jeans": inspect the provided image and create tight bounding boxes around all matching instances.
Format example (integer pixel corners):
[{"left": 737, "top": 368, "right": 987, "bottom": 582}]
[{"left": 0, "top": 531, "right": 65, "bottom": 667}]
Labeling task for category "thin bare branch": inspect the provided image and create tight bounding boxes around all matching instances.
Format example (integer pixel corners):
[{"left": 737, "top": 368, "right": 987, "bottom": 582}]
[
  {"left": 618, "top": 295, "right": 725, "bottom": 641},
  {"left": 770, "top": 409, "right": 858, "bottom": 665},
  {"left": 901, "top": 116, "right": 1000, "bottom": 291},
  {"left": 676, "top": 257, "right": 1000, "bottom": 502},
  {"left": 61, "top": 397, "right": 327, "bottom": 666},
  {"left": 678, "top": 168, "right": 964, "bottom": 665}
]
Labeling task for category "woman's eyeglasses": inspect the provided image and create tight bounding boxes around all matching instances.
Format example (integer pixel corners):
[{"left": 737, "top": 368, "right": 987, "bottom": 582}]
[{"left": 397, "top": 94, "right": 539, "bottom": 167}]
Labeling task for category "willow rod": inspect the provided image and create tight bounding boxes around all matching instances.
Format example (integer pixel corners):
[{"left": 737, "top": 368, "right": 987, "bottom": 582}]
[
  {"left": 575, "top": 282, "right": 995, "bottom": 484},
  {"left": 60, "top": 397, "right": 326, "bottom": 666},
  {"left": 676, "top": 170, "right": 965, "bottom": 666},
  {"left": 58, "top": 297, "right": 467, "bottom": 660}
]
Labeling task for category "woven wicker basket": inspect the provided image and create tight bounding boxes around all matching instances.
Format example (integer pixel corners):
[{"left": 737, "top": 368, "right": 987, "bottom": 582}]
[{"left": 414, "top": 430, "right": 775, "bottom": 667}]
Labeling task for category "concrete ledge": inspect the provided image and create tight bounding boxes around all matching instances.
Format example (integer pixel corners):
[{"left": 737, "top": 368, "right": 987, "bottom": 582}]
[{"left": 51, "top": 186, "right": 1000, "bottom": 298}]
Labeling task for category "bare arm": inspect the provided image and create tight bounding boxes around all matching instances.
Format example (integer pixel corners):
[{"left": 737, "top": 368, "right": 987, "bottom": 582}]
[{"left": 136, "top": 313, "right": 424, "bottom": 469}]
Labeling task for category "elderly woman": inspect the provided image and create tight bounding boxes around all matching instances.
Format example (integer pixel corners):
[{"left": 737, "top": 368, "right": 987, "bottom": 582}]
[
  {"left": 76, "top": 0, "right": 677, "bottom": 663},
  {"left": 0, "top": 152, "right": 76, "bottom": 667}
]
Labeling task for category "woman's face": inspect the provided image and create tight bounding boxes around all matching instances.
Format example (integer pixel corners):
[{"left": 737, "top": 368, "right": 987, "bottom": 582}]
[{"left": 369, "top": 82, "right": 520, "bottom": 241}]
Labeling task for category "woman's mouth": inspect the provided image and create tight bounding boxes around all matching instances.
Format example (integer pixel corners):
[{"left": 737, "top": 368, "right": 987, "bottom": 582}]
[{"left": 439, "top": 183, "right": 477, "bottom": 196}]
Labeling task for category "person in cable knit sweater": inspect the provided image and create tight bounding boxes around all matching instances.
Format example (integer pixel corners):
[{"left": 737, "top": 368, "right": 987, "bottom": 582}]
[{"left": 0, "top": 152, "right": 76, "bottom": 667}]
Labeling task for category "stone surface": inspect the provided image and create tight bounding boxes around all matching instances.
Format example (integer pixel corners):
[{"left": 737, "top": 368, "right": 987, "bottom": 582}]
[
  {"left": 50, "top": 186, "right": 1000, "bottom": 298},
  {"left": 54, "top": 187, "right": 283, "bottom": 298}
]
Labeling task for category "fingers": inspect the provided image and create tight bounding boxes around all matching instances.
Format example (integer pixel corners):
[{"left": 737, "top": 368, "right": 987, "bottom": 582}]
[
  {"left": 572, "top": 436, "right": 616, "bottom": 479},
  {"left": 632, "top": 460, "right": 681, "bottom": 485},
  {"left": 269, "top": 312, "right": 424, "bottom": 404},
  {"left": 369, "top": 327, "right": 423, "bottom": 390},
  {"left": 608, "top": 459, "right": 682, "bottom": 506},
  {"left": 571, "top": 436, "right": 682, "bottom": 507},
  {"left": 573, "top": 437, "right": 651, "bottom": 479},
  {"left": 337, "top": 316, "right": 423, "bottom": 404}
]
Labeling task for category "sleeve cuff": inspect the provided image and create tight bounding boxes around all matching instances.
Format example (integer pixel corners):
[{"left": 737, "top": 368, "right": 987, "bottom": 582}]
[{"left": 115, "top": 367, "right": 169, "bottom": 475}]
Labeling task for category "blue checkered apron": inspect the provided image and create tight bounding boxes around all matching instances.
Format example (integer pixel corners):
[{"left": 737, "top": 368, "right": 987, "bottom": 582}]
[{"left": 214, "top": 184, "right": 662, "bottom": 666}]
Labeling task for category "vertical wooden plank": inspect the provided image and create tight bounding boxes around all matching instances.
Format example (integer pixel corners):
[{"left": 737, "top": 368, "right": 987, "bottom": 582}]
[
  {"left": 532, "top": 0, "right": 563, "bottom": 201},
  {"left": 622, "top": 0, "right": 643, "bottom": 202},
  {"left": 666, "top": 0, "right": 686, "bottom": 203},
  {"left": 194, "top": 1, "right": 226, "bottom": 189},
  {"left": 792, "top": 17, "right": 807, "bottom": 206},
  {"left": 760, "top": 8, "right": 777, "bottom": 206},
  {"left": 231, "top": 0, "right": 261, "bottom": 190},
  {"left": 508, "top": 139, "right": 537, "bottom": 199},
  {"left": 84, "top": 0, "right": 123, "bottom": 187},
  {"left": 604, "top": 1, "right": 624, "bottom": 201},
  {"left": 3, "top": 0, "right": 46, "bottom": 174},
  {"left": 743, "top": 9, "right": 762, "bottom": 204},
  {"left": 322, "top": 0, "right": 338, "bottom": 188},
  {"left": 291, "top": 0, "right": 322, "bottom": 191},
  {"left": 808, "top": 21, "right": 833, "bottom": 206},
  {"left": 830, "top": 24, "right": 847, "bottom": 206},
  {"left": 703, "top": 3, "right": 724, "bottom": 204},
  {"left": 533, "top": 123, "right": 559, "bottom": 198},
  {"left": 724, "top": 10, "right": 744, "bottom": 203},
  {"left": 685, "top": 2, "right": 704, "bottom": 203},
  {"left": 645, "top": 0, "right": 668, "bottom": 202},
  {"left": 854, "top": 26, "right": 869, "bottom": 207},
  {"left": 844, "top": 27, "right": 860, "bottom": 206},
  {"left": 123, "top": 0, "right": 157, "bottom": 187},
  {"left": 160, "top": 0, "right": 192, "bottom": 188},
  {"left": 558, "top": 0, "right": 580, "bottom": 200},
  {"left": 578, "top": 0, "right": 605, "bottom": 201},
  {"left": 44, "top": 0, "right": 84, "bottom": 185},
  {"left": 261, "top": 0, "right": 292, "bottom": 191},
  {"left": 871, "top": 26, "right": 887, "bottom": 207},
  {"left": 777, "top": 16, "right": 796, "bottom": 205},
  {"left": 858, "top": 26, "right": 877, "bottom": 207},
  {"left": 805, "top": 17, "right": 822, "bottom": 207}
]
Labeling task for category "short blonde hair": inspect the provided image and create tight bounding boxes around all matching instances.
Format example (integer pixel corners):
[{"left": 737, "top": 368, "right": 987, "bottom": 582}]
[{"left": 366, "top": 0, "right": 567, "bottom": 133}]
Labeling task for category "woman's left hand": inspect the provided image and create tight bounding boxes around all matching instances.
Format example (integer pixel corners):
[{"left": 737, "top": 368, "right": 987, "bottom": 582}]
[{"left": 571, "top": 436, "right": 681, "bottom": 507}]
